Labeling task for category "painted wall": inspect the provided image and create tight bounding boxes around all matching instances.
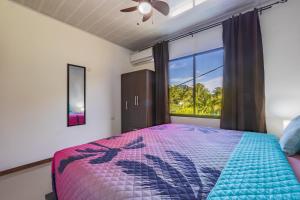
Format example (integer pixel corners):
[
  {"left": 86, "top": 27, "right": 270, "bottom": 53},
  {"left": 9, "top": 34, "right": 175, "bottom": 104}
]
[
  {"left": 171, "top": 116, "right": 220, "bottom": 128},
  {"left": 261, "top": 0, "right": 300, "bottom": 137},
  {"left": 0, "top": 0, "right": 131, "bottom": 171},
  {"left": 169, "top": 26, "right": 223, "bottom": 60}
]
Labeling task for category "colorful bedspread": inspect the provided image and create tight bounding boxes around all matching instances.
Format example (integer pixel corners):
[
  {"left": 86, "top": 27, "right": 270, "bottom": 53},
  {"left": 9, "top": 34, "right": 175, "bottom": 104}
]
[
  {"left": 52, "top": 124, "right": 300, "bottom": 200},
  {"left": 208, "top": 133, "right": 300, "bottom": 199}
]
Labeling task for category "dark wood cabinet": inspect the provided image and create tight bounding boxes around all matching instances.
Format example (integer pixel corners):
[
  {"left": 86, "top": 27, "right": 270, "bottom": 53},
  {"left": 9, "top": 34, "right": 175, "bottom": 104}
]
[{"left": 121, "top": 70, "right": 155, "bottom": 133}]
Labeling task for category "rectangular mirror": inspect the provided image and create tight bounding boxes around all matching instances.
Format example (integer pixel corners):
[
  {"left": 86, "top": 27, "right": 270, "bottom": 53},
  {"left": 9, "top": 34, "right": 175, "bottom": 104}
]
[{"left": 67, "top": 64, "right": 86, "bottom": 126}]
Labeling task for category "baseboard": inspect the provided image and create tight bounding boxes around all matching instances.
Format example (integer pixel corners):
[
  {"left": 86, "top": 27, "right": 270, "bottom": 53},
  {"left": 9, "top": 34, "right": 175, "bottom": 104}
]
[{"left": 0, "top": 158, "right": 52, "bottom": 176}]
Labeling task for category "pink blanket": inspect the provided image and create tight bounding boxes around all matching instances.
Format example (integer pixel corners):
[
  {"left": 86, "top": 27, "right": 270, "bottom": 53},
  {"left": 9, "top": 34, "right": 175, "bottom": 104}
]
[{"left": 52, "top": 124, "right": 242, "bottom": 200}]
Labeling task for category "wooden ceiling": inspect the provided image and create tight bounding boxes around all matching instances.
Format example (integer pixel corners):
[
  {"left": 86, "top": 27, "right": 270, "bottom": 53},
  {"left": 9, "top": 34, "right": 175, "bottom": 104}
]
[{"left": 11, "top": 0, "right": 272, "bottom": 50}]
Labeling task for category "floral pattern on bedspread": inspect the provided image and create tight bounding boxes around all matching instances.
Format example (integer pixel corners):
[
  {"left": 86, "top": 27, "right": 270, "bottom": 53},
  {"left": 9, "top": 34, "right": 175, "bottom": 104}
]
[{"left": 52, "top": 124, "right": 242, "bottom": 200}]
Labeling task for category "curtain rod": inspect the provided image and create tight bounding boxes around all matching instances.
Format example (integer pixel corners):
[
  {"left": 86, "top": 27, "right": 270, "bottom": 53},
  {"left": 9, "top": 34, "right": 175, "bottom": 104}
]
[
  {"left": 168, "top": 0, "right": 288, "bottom": 43},
  {"left": 139, "top": 0, "right": 288, "bottom": 50}
]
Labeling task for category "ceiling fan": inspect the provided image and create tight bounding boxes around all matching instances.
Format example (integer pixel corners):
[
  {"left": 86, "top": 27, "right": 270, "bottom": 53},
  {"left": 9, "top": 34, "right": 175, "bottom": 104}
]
[{"left": 120, "top": 0, "right": 170, "bottom": 23}]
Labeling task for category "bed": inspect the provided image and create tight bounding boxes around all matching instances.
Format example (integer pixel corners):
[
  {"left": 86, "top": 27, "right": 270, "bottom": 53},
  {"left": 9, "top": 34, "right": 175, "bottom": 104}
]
[
  {"left": 52, "top": 124, "right": 300, "bottom": 200},
  {"left": 288, "top": 155, "right": 300, "bottom": 182}
]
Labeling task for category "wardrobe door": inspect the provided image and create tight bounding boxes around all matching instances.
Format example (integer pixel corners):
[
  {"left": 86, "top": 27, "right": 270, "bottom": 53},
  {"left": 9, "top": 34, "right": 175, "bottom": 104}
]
[
  {"left": 144, "top": 70, "right": 155, "bottom": 127},
  {"left": 121, "top": 73, "right": 135, "bottom": 132},
  {"left": 132, "top": 71, "right": 147, "bottom": 130},
  {"left": 122, "top": 70, "right": 154, "bottom": 133}
]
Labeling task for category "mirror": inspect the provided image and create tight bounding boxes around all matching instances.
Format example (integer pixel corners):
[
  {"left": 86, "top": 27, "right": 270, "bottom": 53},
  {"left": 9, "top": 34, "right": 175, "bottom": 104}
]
[{"left": 67, "top": 64, "right": 86, "bottom": 126}]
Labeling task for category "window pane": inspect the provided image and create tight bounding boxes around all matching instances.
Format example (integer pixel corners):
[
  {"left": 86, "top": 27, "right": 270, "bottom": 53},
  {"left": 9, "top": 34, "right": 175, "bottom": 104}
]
[
  {"left": 195, "top": 49, "right": 224, "bottom": 117},
  {"left": 169, "top": 56, "right": 194, "bottom": 115},
  {"left": 195, "top": 0, "right": 208, "bottom": 6},
  {"left": 169, "top": 0, "right": 193, "bottom": 17}
]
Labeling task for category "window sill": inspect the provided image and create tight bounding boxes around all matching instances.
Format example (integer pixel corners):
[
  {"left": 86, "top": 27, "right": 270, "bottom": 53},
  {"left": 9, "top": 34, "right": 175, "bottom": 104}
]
[{"left": 170, "top": 114, "right": 220, "bottom": 119}]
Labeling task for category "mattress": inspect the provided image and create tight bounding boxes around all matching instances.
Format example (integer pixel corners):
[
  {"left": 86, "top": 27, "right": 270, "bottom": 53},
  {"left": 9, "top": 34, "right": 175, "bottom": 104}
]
[{"left": 52, "top": 124, "right": 300, "bottom": 200}]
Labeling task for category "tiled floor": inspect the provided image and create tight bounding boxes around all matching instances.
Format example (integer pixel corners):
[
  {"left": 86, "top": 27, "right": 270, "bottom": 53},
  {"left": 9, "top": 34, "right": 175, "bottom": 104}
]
[{"left": 0, "top": 163, "right": 52, "bottom": 200}]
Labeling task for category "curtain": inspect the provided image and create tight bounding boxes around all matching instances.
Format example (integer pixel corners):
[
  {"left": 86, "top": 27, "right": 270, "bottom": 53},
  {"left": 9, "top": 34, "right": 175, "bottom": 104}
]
[
  {"left": 221, "top": 9, "right": 267, "bottom": 133},
  {"left": 153, "top": 41, "right": 171, "bottom": 125}
]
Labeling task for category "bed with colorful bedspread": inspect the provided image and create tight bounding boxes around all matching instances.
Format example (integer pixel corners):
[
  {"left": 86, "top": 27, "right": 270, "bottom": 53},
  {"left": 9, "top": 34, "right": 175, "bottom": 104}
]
[{"left": 52, "top": 124, "right": 300, "bottom": 200}]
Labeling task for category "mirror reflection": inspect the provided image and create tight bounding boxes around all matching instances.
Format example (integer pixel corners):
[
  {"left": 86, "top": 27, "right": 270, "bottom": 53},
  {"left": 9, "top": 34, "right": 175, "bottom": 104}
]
[{"left": 67, "top": 64, "right": 86, "bottom": 126}]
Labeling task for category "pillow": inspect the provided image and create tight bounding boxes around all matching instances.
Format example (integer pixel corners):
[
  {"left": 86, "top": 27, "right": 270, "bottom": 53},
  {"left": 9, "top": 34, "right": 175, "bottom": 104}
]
[{"left": 280, "top": 116, "right": 300, "bottom": 155}]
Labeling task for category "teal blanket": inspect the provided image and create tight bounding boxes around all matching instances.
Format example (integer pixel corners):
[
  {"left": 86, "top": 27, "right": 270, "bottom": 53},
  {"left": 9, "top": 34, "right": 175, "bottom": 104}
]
[{"left": 208, "top": 132, "right": 300, "bottom": 200}]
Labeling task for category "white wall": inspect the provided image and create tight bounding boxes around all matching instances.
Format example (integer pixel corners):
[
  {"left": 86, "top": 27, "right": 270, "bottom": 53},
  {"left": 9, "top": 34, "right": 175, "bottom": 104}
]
[
  {"left": 261, "top": 0, "right": 300, "bottom": 137},
  {"left": 0, "top": 0, "right": 132, "bottom": 171},
  {"left": 169, "top": 26, "right": 223, "bottom": 60},
  {"left": 171, "top": 116, "right": 220, "bottom": 128}
]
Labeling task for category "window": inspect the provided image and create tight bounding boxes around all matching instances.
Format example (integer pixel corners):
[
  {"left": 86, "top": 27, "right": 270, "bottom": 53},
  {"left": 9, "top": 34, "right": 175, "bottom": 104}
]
[
  {"left": 169, "top": 0, "right": 208, "bottom": 17},
  {"left": 169, "top": 0, "right": 193, "bottom": 17},
  {"left": 169, "top": 48, "right": 224, "bottom": 118}
]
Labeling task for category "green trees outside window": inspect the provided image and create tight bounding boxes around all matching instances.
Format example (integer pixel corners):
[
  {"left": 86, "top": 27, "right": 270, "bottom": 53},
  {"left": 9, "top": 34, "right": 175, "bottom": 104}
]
[{"left": 169, "top": 48, "right": 224, "bottom": 118}]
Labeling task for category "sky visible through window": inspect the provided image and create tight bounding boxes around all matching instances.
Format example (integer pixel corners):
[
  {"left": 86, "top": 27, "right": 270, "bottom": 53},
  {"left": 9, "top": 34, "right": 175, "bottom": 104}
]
[
  {"left": 169, "top": 56, "right": 193, "bottom": 86},
  {"left": 169, "top": 48, "right": 224, "bottom": 117},
  {"left": 196, "top": 49, "right": 224, "bottom": 92},
  {"left": 169, "top": 49, "right": 223, "bottom": 89}
]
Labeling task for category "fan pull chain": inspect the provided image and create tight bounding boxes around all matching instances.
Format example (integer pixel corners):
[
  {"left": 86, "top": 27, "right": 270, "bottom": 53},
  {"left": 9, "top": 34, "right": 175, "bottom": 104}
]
[{"left": 152, "top": 13, "right": 154, "bottom": 24}]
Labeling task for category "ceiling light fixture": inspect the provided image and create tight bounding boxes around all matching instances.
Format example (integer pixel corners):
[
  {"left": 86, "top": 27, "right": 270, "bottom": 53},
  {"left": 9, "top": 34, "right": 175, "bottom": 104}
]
[
  {"left": 138, "top": 2, "right": 152, "bottom": 15},
  {"left": 120, "top": 0, "right": 169, "bottom": 23}
]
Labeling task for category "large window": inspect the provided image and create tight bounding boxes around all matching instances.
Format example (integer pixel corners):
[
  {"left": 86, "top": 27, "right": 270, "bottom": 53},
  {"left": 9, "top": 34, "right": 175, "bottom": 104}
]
[
  {"left": 169, "top": 0, "right": 209, "bottom": 17},
  {"left": 169, "top": 48, "right": 224, "bottom": 118}
]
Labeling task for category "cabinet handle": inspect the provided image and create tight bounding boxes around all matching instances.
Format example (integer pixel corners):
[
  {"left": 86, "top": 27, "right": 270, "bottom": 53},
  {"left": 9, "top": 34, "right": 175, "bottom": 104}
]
[
  {"left": 134, "top": 96, "right": 136, "bottom": 106},
  {"left": 136, "top": 96, "right": 139, "bottom": 106},
  {"left": 125, "top": 101, "right": 128, "bottom": 110}
]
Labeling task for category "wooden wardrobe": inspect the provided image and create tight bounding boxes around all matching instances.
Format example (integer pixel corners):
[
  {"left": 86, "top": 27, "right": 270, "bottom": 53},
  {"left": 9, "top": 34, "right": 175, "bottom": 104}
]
[{"left": 121, "top": 70, "right": 155, "bottom": 133}]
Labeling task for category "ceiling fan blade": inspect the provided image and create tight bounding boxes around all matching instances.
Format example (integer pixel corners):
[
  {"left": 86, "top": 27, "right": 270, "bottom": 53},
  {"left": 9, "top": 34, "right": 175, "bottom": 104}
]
[
  {"left": 142, "top": 10, "right": 153, "bottom": 22},
  {"left": 120, "top": 6, "right": 138, "bottom": 12},
  {"left": 131, "top": 0, "right": 139, "bottom": 2},
  {"left": 152, "top": 0, "right": 170, "bottom": 16}
]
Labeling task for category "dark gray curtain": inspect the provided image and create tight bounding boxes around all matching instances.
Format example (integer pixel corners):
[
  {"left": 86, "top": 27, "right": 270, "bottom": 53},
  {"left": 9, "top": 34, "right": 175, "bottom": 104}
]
[
  {"left": 221, "top": 9, "right": 267, "bottom": 133},
  {"left": 153, "top": 41, "right": 171, "bottom": 125}
]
